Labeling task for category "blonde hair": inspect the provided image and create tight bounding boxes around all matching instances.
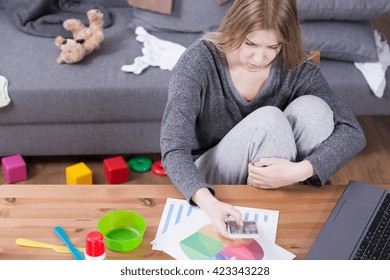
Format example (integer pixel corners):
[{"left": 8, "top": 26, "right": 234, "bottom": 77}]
[{"left": 202, "top": 0, "right": 305, "bottom": 69}]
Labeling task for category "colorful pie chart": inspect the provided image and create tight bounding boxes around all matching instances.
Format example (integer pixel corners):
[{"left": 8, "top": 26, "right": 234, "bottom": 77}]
[{"left": 180, "top": 224, "right": 264, "bottom": 260}]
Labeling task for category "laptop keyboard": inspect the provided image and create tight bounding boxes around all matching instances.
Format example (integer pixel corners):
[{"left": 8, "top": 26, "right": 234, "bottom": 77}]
[{"left": 353, "top": 194, "right": 390, "bottom": 260}]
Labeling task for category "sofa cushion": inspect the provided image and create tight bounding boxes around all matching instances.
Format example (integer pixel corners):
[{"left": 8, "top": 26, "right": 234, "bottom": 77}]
[
  {"left": 0, "top": 8, "right": 201, "bottom": 126},
  {"left": 297, "top": 0, "right": 390, "bottom": 21},
  {"left": 301, "top": 21, "right": 378, "bottom": 63},
  {"left": 129, "top": 0, "right": 232, "bottom": 33},
  {"left": 0, "top": 8, "right": 388, "bottom": 131},
  {"left": 320, "top": 59, "right": 390, "bottom": 115}
]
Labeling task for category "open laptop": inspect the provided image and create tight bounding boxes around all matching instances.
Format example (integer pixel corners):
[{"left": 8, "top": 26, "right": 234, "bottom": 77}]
[{"left": 305, "top": 180, "right": 390, "bottom": 260}]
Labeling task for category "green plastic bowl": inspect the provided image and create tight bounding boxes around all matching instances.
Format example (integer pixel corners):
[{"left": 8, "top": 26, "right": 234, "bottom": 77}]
[{"left": 98, "top": 210, "right": 146, "bottom": 252}]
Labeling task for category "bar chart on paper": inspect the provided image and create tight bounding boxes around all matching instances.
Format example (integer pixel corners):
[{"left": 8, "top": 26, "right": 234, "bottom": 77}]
[
  {"left": 155, "top": 198, "right": 279, "bottom": 243},
  {"left": 155, "top": 198, "right": 200, "bottom": 237},
  {"left": 235, "top": 205, "right": 279, "bottom": 242}
]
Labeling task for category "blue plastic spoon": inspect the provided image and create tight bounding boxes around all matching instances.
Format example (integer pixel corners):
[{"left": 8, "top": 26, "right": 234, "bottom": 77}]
[{"left": 54, "top": 226, "right": 84, "bottom": 260}]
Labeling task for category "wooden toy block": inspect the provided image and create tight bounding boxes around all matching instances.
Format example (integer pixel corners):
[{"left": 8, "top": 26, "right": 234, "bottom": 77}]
[
  {"left": 103, "top": 156, "right": 129, "bottom": 184},
  {"left": 66, "top": 162, "right": 92, "bottom": 185},
  {"left": 1, "top": 154, "right": 27, "bottom": 184}
]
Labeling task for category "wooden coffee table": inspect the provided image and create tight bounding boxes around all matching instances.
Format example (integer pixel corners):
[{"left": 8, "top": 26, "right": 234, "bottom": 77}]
[{"left": 1, "top": 184, "right": 380, "bottom": 260}]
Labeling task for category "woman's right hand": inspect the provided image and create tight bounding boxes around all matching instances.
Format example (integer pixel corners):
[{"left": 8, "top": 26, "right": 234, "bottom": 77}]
[{"left": 192, "top": 188, "right": 243, "bottom": 238}]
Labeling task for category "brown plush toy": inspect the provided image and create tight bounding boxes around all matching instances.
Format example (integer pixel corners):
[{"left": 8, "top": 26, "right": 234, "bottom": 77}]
[{"left": 55, "top": 9, "right": 104, "bottom": 64}]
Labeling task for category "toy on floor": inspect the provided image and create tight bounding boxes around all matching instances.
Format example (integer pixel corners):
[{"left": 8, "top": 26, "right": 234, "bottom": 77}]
[
  {"left": 1, "top": 154, "right": 27, "bottom": 183},
  {"left": 103, "top": 156, "right": 129, "bottom": 184},
  {"left": 66, "top": 162, "right": 92, "bottom": 185},
  {"left": 151, "top": 161, "right": 166, "bottom": 176},
  {"left": 55, "top": 9, "right": 104, "bottom": 64},
  {"left": 128, "top": 156, "right": 152, "bottom": 173}
]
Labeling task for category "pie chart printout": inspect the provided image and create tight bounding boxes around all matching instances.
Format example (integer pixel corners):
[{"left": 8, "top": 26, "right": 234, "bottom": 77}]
[{"left": 180, "top": 224, "right": 265, "bottom": 260}]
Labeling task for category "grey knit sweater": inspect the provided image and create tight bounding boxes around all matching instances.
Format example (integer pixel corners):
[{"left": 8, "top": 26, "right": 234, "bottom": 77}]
[{"left": 161, "top": 39, "right": 366, "bottom": 201}]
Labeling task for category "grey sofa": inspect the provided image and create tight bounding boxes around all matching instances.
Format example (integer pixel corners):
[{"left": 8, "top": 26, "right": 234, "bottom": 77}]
[{"left": 0, "top": 0, "right": 389, "bottom": 157}]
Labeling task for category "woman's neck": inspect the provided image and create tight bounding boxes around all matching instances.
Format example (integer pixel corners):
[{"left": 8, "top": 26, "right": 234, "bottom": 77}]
[{"left": 225, "top": 51, "right": 272, "bottom": 101}]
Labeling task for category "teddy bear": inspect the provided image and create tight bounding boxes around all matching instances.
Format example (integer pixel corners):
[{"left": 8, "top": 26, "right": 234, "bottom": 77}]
[{"left": 55, "top": 9, "right": 104, "bottom": 64}]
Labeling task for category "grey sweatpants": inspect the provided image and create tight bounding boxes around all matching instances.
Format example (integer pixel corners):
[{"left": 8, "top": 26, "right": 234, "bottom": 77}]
[{"left": 194, "top": 95, "right": 334, "bottom": 184}]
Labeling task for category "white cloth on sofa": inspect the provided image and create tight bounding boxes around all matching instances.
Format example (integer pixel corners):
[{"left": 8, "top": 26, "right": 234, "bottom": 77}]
[
  {"left": 0, "top": 75, "right": 11, "bottom": 108},
  {"left": 121, "top": 26, "right": 186, "bottom": 75},
  {"left": 354, "top": 30, "right": 390, "bottom": 98}
]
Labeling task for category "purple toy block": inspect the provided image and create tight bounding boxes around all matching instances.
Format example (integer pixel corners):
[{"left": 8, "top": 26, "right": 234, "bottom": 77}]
[{"left": 1, "top": 154, "right": 28, "bottom": 183}]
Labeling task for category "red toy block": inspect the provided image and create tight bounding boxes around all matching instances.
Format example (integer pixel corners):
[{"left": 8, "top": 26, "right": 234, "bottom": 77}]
[
  {"left": 1, "top": 154, "right": 28, "bottom": 184},
  {"left": 103, "top": 156, "right": 129, "bottom": 184}
]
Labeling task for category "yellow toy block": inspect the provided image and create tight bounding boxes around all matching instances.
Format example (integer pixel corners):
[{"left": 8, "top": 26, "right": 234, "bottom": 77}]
[{"left": 66, "top": 162, "right": 92, "bottom": 185}]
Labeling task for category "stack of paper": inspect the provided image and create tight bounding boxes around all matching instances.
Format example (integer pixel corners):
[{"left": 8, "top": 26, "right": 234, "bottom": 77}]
[{"left": 151, "top": 198, "right": 295, "bottom": 260}]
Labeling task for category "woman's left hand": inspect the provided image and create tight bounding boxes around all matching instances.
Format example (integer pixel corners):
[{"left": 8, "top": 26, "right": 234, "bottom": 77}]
[{"left": 247, "top": 158, "right": 314, "bottom": 189}]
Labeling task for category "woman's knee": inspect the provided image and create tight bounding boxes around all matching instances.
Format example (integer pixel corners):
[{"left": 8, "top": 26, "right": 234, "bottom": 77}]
[
  {"left": 284, "top": 95, "right": 334, "bottom": 158},
  {"left": 247, "top": 106, "right": 290, "bottom": 128},
  {"left": 245, "top": 106, "right": 296, "bottom": 144},
  {"left": 284, "top": 95, "right": 334, "bottom": 133},
  {"left": 246, "top": 106, "right": 296, "bottom": 162}
]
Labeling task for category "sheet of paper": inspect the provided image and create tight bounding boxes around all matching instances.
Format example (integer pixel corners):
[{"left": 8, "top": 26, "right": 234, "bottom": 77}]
[
  {"left": 154, "top": 198, "right": 279, "bottom": 245},
  {"left": 152, "top": 206, "right": 294, "bottom": 260}
]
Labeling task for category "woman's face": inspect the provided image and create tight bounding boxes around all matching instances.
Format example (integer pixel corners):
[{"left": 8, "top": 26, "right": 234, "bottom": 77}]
[{"left": 235, "top": 29, "right": 282, "bottom": 72}]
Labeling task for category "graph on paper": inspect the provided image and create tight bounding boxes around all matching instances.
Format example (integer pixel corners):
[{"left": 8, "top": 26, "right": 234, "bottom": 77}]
[
  {"left": 235, "top": 205, "right": 279, "bottom": 242},
  {"left": 155, "top": 198, "right": 279, "bottom": 243},
  {"left": 155, "top": 198, "right": 200, "bottom": 237}
]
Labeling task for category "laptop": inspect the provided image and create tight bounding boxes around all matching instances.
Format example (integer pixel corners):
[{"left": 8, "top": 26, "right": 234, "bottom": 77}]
[{"left": 305, "top": 180, "right": 390, "bottom": 260}]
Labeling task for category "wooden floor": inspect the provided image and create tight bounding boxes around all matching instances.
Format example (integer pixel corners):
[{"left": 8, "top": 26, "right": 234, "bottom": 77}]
[
  {"left": 331, "top": 116, "right": 390, "bottom": 185},
  {"left": 0, "top": 116, "right": 389, "bottom": 186}
]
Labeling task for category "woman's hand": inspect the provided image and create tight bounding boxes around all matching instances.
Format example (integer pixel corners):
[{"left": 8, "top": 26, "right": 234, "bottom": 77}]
[
  {"left": 192, "top": 188, "right": 242, "bottom": 239},
  {"left": 248, "top": 158, "right": 314, "bottom": 189}
]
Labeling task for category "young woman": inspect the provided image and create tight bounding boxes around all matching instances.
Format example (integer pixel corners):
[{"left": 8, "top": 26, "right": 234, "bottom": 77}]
[{"left": 160, "top": 0, "right": 366, "bottom": 238}]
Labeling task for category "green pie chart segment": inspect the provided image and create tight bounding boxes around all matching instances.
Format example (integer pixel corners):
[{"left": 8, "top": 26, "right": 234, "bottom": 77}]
[{"left": 180, "top": 231, "right": 224, "bottom": 260}]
